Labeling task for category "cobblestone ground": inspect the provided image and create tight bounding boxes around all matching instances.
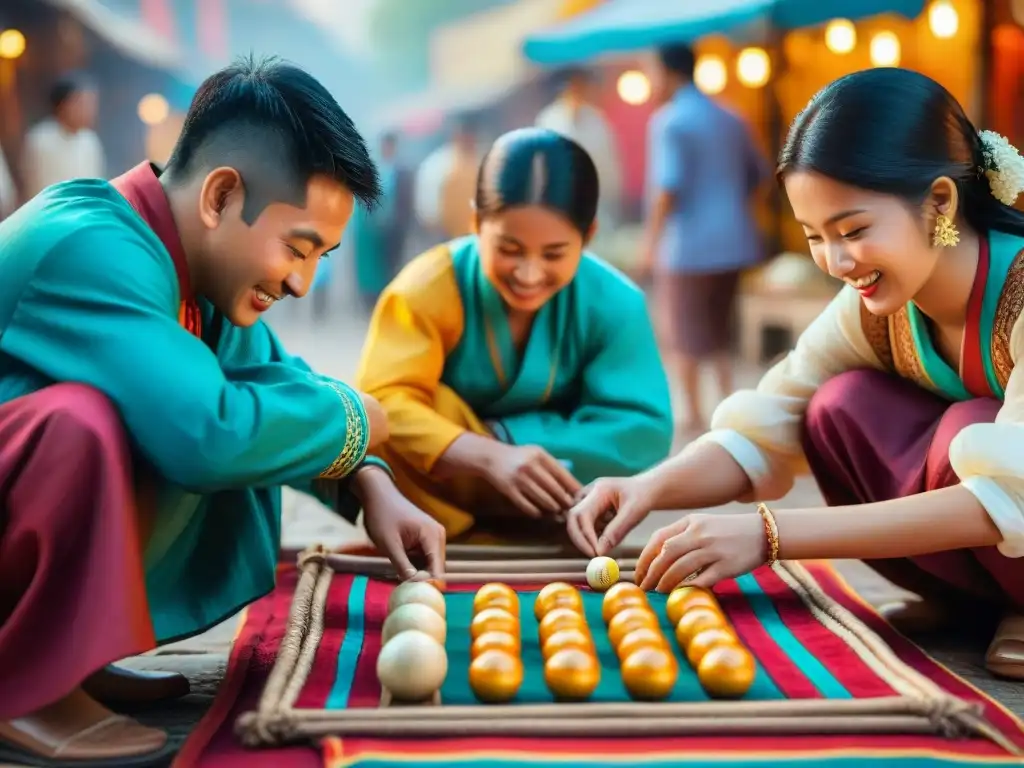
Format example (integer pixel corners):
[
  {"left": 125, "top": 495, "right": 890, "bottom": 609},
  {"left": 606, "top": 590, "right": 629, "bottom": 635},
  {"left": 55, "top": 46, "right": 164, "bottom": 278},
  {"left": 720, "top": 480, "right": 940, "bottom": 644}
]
[{"left": 89, "top": 283, "right": 1021, "bottom": 765}]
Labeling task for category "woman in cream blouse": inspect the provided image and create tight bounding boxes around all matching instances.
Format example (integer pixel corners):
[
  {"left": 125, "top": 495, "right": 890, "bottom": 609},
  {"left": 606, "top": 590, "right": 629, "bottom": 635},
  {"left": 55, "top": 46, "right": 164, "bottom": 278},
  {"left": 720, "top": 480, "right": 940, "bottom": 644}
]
[{"left": 568, "top": 68, "right": 1024, "bottom": 680}]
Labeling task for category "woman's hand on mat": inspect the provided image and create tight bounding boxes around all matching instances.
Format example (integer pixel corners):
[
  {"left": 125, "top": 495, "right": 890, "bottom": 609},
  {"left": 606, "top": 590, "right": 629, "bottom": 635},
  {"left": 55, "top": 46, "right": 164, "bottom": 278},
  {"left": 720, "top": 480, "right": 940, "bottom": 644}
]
[
  {"left": 566, "top": 476, "right": 661, "bottom": 557},
  {"left": 482, "top": 444, "right": 582, "bottom": 519},
  {"left": 635, "top": 512, "right": 766, "bottom": 592},
  {"left": 359, "top": 470, "right": 446, "bottom": 580},
  {"left": 359, "top": 392, "right": 390, "bottom": 449}
]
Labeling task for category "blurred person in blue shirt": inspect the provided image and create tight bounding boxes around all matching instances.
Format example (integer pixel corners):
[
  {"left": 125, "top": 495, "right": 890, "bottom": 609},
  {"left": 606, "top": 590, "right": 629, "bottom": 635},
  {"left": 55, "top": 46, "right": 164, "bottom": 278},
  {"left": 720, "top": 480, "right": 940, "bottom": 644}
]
[
  {"left": 348, "top": 132, "right": 412, "bottom": 311},
  {"left": 641, "top": 43, "right": 769, "bottom": 434}
]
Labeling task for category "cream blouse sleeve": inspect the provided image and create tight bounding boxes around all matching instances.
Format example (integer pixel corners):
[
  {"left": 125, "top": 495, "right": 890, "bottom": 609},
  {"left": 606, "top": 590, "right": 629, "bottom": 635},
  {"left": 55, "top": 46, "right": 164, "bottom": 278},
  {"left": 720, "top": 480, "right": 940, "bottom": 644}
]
[
  {"left": 693, "top": 285, "right": 885, "bottom": 501},
  {"left": 948, "top": 310, "right": 1024, "bottom": 558}
]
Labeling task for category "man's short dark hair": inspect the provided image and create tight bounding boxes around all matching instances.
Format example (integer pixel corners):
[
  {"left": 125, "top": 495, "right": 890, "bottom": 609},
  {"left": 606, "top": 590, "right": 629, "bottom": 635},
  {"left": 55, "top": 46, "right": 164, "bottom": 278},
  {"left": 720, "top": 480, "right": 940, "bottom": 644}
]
[
  {"left": 49, "top": 72, "right": 95, "bottom": 112},
  {"left": 560, "top": 66, "right": 594, "bottom": 87},
  {"left": 164, "top": 55, "right": 381, "bottom": 223},
  {"left": 657, "top": 44, "right": 696, "bottom": 80}
]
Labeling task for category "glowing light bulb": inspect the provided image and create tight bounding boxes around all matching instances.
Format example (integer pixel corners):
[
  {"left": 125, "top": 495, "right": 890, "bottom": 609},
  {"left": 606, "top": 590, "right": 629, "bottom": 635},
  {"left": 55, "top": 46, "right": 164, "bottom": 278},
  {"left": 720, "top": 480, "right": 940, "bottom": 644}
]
[
  {"left": 870, "top": 31, "right": 901, "bottom": 67},
  {"left": 0, "top": 29, "right": 26, "bottom": 60},
  {"left": 736, "top": 47, "right": 770, "bottom": 88},
  {"left": 137, "top": 93, "right": 169, "bottom": 126},
  {"left": 616, "top": 70, "right": 651, "bottom": 105},
  {"left": 824, "top": 19, "right": 856, "bottom": 54},
  {"left": 929, "top": 1, "right": 959, "bottom": 39},
  {"left": 694, "top": 55, "right": 727, "bottom": 95}
]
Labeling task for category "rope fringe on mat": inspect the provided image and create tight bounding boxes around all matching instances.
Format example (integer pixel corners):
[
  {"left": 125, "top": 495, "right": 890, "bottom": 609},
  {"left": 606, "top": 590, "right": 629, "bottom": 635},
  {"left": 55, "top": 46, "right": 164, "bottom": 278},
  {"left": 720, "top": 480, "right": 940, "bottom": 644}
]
[
  {"left": 235, "top": 547, "right": 1021, "bottom": 756},
  {"left": 237, "top": 546, "right": 333, "bottom": 747}
]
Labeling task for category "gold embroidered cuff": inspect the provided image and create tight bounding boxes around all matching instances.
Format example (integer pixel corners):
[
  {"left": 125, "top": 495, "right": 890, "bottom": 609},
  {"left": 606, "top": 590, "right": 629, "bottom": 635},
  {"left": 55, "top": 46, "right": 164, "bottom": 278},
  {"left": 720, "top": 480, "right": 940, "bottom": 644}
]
[
  {"left": 756, "top": 502, "right": 780, "bottom": 566},
  {"left": 318, "top": 380, "right": 370, "bottom": 480}
]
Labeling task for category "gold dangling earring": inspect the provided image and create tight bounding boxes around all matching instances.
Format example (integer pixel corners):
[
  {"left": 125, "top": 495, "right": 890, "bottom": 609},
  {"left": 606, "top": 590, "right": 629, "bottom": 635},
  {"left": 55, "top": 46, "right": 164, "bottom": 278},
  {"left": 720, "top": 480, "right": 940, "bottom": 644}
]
[{"left": 933, "top": 214, "right": 960, "bottom": 247}]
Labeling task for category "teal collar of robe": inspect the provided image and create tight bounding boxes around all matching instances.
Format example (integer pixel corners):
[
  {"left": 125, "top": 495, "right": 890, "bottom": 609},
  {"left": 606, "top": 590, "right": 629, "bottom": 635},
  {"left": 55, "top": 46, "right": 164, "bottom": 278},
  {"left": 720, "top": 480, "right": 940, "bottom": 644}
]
[{"left": 111, "top": 161, "right": 202, "bottom": 337}]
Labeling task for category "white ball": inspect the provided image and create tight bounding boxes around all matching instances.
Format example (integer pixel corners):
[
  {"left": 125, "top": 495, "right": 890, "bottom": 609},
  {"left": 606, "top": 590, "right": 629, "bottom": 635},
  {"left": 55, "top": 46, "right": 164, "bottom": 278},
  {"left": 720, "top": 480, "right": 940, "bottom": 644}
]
[
  {"left": 388, "top": 581, "right": 446, "bottom": 619},
  {"left": 586, "top": 556, "right": 620, "bottom": 591},
  {"left": 382, "top": 602, "right": 447, "bottom": 646},
  {"left": 376, "top": 629, "right": 448, "bottom": 702}
]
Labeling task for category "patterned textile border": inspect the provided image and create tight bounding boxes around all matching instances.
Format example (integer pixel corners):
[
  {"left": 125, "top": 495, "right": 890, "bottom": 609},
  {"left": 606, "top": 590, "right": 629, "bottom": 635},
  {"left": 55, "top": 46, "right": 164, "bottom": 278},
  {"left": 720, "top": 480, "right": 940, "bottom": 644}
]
[{"left": 174, "top": 546, "right": 1024, "bottom": 768}]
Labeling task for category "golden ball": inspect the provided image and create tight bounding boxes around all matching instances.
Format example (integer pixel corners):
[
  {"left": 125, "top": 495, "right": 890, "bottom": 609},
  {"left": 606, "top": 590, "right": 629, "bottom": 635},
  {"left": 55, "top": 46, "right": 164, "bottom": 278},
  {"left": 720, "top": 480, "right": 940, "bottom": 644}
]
[
  {"left": 470, "top": 607, "right": 519, "bottom": 640},
  {"left": 607, "top": 606, "right": 658, "bottom": 648},
  {"left": 621, "top": 646, "right": 678, "bottom": 701},
  {"left": 674, "top": 607, "right": 727, "bottom": 648},
  {"left": 544, "top": 648, "right": 601, "bottom": 700},
  {"left": 685, "top": 627, "right": 739, "bottom": 668},
  {"left": 538, "top": 607, "right": 586, "bottom": 644},
  {"left": 471, "top": 630, "right": 521, "bottom": 658},
  {"left": 665, "top": 586, "right": 719, "bottom": 626},
  {"left": 601, "top": 584, "right": 647, "bottom": 624},
  {"left": 535, "top": 583, "right": 583, "bottom": 620},
  {"left": 542, "top": 628, "right": 594, "bottom": 661},
  {"left": 469, "top": 649, "right": 523, "bottom": 703},
  {"left": 698, "top": 644, "right": 756, "bottom": 699},
  {"left": 473, "top": 583, "right": 519, "bottom": 616},
  {"left": 616, "top": 626, "right": 668, "bottom": 661}
]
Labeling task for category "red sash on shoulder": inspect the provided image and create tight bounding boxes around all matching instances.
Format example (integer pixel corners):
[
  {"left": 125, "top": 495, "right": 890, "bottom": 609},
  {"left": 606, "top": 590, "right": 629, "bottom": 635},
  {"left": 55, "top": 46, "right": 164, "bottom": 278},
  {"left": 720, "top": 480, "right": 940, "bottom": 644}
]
[
  {"left": 110, "top": 162, "right": 202, "bottom": 339},
  {"left": 961, "top": 235, "right": 992, "bottom": 398}
]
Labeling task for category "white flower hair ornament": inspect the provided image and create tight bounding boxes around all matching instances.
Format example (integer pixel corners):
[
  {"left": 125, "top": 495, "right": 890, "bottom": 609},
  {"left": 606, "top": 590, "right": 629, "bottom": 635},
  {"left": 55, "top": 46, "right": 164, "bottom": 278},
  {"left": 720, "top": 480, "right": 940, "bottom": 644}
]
[{"left": 978, "top": 130, "right": 1024, "bottom": 206}]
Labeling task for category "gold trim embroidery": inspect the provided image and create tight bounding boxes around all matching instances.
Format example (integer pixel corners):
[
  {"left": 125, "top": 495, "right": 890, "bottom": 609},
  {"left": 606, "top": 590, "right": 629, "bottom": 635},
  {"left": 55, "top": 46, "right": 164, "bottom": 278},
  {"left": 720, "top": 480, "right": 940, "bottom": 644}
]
[
  {"left": 483, "top": 319, "right": 507, "bottom": 388},
  {"left": 318, "top": 380, "right": 368, "bottom": 480},
  {"left": 889, "top": 306, "right": 936, "bottom": 392},
  {"left": 859, "top": 301, "right": 894, "bottom": 370},
  {"left": 991, "top": 248, "right": 1024, "bottom": 392}
]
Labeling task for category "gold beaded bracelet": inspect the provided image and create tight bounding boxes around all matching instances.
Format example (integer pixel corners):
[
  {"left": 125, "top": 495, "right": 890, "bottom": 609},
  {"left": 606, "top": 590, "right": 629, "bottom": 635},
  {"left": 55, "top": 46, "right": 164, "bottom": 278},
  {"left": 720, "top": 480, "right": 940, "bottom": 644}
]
[{"left": 756, "top": 503, "right": 780, "bottom": 566}]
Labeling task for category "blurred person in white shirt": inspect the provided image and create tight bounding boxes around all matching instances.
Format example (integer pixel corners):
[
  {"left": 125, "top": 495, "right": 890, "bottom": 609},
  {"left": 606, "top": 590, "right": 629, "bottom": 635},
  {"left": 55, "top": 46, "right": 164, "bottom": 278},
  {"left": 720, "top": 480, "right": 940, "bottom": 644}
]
[
  {"left": 22, "top": 73, "right": 105, "bottom": 199},
  {"left": 536, "top": 68, "right": 623, "bottom": 232},
  {"left": 413, "top": 115, "right": 480, "bottom": 243}
]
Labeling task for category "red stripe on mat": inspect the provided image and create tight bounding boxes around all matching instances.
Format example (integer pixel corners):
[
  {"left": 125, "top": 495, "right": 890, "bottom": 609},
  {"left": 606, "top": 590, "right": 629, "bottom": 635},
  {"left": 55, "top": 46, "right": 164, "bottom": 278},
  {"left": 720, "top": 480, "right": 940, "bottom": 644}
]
[
  {"left": 753, "top": 567, "right": 897, "bottom": 699},
  {"left": 294, "top": 574, "right": 356, "bottom": 709},
  {"left": 714, "top": 577, "right": 822, "bottom": 699},
  {"left": 174, "top": 568, "right": 323, "bottom": 768},
  {"left": 332, "top": 729, "right": 1013, "bottom": 761},
  {"left": 803, "top": 561, "right": 1024, "bottom": 752}
]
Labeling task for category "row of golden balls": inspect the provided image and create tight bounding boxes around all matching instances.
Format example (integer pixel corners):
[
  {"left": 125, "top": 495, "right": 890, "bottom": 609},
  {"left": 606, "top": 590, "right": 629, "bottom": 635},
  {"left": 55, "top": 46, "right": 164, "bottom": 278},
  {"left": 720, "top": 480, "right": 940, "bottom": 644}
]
[
  {"left": 665, "top": 585, "right": 756, "bottom": 698},
  {"left": 535, "top": 582, "right": 602, "bottom": 700},
  {"left": 600, "top": 582, "right": 678, "bottom": 700},
  {"left": 375, "top": 581, "right": 449, "bottom": 702},
  {"left": 468, "top": 583, "right": 525, "bottom": 703}
]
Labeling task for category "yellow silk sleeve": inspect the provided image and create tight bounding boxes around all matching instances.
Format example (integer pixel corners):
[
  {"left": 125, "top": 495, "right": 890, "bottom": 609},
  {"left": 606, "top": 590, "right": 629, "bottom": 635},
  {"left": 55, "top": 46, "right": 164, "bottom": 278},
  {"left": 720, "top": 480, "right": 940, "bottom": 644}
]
[{"left": 355, "top": 245, "right": 467, "bottom": 474}]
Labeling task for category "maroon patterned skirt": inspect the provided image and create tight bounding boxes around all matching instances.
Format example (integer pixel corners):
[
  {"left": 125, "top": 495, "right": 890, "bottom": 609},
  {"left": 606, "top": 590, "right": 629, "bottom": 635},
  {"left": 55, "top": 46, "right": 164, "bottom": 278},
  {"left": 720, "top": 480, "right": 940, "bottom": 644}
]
[
  {"left": 803, "top": 369, "right": 1024, "bottom": 610},
  {"left": 0, "top": 383, "right": 156, "bottom": 719}
]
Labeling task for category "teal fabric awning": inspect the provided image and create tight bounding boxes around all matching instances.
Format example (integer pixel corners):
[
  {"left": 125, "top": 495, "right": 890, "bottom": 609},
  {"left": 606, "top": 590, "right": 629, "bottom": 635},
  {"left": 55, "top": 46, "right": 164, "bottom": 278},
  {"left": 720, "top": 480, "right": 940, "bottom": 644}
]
[{"left": 522, "top": 0, "right": 927, "bottom": 66}]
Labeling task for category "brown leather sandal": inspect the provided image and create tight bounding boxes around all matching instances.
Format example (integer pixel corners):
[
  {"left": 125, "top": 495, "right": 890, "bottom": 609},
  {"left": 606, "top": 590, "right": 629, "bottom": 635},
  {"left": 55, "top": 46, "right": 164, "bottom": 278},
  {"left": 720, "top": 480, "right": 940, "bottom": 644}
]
[
  {"left": 878, "top": 599, "right": 955, "bottom": 635},
  {"left": 985, "top": 612, "right": 1024, "bottom": 680},
  {"left": 83, "top": 664, "right": 191, "bottom": 707},
  {"left": 0, "top": 688, "right": 172, "bottom": 767}
]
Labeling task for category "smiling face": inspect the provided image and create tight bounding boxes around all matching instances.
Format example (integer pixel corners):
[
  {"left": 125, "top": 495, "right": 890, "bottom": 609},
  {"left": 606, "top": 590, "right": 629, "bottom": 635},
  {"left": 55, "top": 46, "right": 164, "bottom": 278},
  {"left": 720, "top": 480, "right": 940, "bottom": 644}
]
[
  {"left": 476, "top": 204, "right": 589, "bottom": 313},
  {"left": 783, "top": 170, "right": 951, "bottom": 316},
  {"left": 196, "top": 169, "right": 354, "bottom": 326}
]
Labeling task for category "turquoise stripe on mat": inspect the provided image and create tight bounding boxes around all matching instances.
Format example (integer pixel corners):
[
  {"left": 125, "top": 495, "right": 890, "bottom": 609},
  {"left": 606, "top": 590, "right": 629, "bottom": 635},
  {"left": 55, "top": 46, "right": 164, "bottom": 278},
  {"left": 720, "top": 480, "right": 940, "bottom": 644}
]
[
  {"left": 735, "top": 573, "right": 850, "bottom": 699},
  {"left": 326, "top": 575, "right": 368, "bottom": 708}
]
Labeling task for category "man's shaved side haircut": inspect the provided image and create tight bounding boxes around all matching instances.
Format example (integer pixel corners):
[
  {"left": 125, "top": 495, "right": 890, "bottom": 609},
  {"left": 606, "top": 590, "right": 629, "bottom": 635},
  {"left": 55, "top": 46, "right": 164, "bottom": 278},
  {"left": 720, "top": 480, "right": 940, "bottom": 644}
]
[{"left": 164, "top": 54, "right": 381, "bottom": 223}]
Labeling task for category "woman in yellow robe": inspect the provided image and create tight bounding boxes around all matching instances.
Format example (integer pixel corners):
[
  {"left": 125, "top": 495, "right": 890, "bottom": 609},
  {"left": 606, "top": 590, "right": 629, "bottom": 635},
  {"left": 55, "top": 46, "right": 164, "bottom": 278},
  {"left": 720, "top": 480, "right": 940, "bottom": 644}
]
[{"left": 356, "top": 127, "right": 673, "bottom": 542}]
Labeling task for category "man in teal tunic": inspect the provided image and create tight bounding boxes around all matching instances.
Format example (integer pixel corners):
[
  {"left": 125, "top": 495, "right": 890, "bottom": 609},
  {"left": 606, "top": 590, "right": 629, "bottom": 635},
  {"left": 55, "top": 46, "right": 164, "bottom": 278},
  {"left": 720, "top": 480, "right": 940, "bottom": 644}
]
[{"left": 0, "top": 57, "right": 446, "bottom": 765}]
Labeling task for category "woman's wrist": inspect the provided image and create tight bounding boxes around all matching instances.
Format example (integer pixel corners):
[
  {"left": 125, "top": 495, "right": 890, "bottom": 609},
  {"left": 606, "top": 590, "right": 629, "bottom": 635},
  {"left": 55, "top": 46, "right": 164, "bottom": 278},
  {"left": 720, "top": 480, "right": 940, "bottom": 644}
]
[{"left": 435, "top": 432, "right": 504, "bottom": 480}]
